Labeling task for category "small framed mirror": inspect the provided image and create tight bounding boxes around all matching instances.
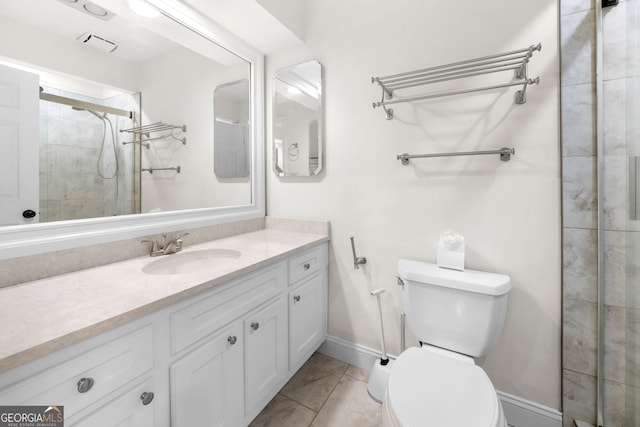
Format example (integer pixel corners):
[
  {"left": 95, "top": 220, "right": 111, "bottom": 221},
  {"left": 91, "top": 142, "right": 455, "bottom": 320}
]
[
  {"left": 273, "top": 60, "right": 323, "bottom": 177},
  {"left": 214, "top": 79, "right": 250, "bottom": 179}
]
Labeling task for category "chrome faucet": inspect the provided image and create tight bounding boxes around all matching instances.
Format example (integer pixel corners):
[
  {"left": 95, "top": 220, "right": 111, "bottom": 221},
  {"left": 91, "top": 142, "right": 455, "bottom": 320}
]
[
  {"left": 163, "top": 232, "right": 189, "bottom": 255},
  {"left": 142, "top": 232, "right": 189, "bottom": 256}
]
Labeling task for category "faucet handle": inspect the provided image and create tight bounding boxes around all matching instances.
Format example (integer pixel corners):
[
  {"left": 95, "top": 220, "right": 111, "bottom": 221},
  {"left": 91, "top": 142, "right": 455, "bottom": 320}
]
[{"left": 174, "top": 232, "right": 189, "bottom": 251}]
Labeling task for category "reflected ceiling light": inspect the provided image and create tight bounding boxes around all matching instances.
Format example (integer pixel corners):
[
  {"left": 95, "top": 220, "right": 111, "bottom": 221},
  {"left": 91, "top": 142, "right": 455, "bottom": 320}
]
[
  {"left": 287, "top": 87, "right": 302, "bottom": 95},
  {"left": 128, "top": 0, "right": 161, "bottom": 18},
  {"left": 83, "top": 2, "right": 108, "bottom": 17}
]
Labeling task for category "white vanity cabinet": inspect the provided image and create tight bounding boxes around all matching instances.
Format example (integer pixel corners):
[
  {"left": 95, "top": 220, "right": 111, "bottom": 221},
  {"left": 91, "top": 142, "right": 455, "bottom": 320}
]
[
  {"left": 287, "top": 246, "right": 327, "bottom": 370},
  {"left": 0, "top": 325, "right": 156, "bottom": 426},
  {"left": 0, "top": 241, "right": 328, "bottom": 427},
  {"left": 170, "top": 322, "right": 244, "bottom": 427},
  {"left": 72, "top": 377, "right": 156, "bottom": 427},
  {"left": 169, "top": 262, "right": 288, "bottom": 426},
  {"left": 244, "top": 296, "right": 288, "bottom": 416}
]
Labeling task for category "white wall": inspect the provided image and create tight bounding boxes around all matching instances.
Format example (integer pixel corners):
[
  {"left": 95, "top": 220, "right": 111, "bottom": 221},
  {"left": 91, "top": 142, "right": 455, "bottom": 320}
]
[{"left": 266, "top": 0, "right": 561, "bottom": 409}]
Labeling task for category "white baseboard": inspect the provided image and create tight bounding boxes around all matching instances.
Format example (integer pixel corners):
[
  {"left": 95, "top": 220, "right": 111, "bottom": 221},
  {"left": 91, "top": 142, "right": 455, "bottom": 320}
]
[
  {"left": 317, "top": 336, "right": 562, "bottom": 427},
  {"left": 317, "top": 335, "right": 394, "bottom": 371},
  {"left": 498, "top": 390, "right": 562, "bottom": 427}
]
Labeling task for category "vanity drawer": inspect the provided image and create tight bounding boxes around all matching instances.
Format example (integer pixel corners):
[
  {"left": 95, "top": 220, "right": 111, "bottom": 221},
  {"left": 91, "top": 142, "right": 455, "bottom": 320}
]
[
  {"left": 0, "top": 325, "right": 153, "bottom": 420},
  {"left": 170, "top": 262, "right": 286, "bottom": 354},
  {"left": 288, "top": 246, "right": 324, "bottom": 286}
]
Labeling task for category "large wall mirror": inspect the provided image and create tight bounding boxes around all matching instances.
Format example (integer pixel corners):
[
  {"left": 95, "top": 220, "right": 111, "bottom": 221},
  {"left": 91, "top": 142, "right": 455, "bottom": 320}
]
[
  {"left": 0, "top": 0, "right": 264, "bottom": 259},
  {"left": 273, "top": 60, "right": 323, "bottom": 177}
]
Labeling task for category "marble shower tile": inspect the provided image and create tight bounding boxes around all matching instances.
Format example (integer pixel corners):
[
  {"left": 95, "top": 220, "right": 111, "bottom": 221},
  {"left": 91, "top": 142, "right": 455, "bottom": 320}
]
[
  {"left": 563, "top": 228, "right": 598, "bottom": 302},
  {"left": 603, "top": 1, "right": 627, "bottom": 81},
  {"left": 626, "top": 232, "right": 640, "bottom": 309},
  {"left": 280, "top": 353, "right": 348, "bottom": 411},
  {"left": 603, "top": 79, "right": 627, "bottom": 156},
  {"left": 629, "top": 78, "right": 640, "bottom": 156},
  {"left": 603, "top": 155, "right": 627, "bottom": 231},
  {"left": 625, "top": 383, "right": 640, "bottom": 426},
  {"left": 561, "top": 0, "right": 594, "bottom": 16},
  {"left": 561, "top": 10, "right": 596, "bottom": 87},
  {"left": 562, "top": 369, "right": 597, "bottom": 427},
  {"left": 604, "top": 379, "right": 626, "bottom": 427},
  {"left": 563, "top": 156, "right": 597, "bottom": 228},
  {"left": 563, "top": 298, "right": 598, "bottom": 375},
  {"left": 249, "top": 394, "right": 316, "bottom": 427},
  {"left": 603, "top": 305, "right": 626, "bottom": 383},
  {"left": 625, "top": 308, "right": 640, "bottom": 387},
  {"left": 604, "top": 230, "right": 627, "bottom": 307},
  {"left": 562, "top": 84, "right": 596, "bottom": 157},
  {"left": 311, "top": 375, "right": 381, "bottom": 427}
]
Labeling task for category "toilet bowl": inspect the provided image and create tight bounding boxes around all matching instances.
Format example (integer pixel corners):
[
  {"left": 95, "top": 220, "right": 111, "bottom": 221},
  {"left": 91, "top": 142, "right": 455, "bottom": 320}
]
[
  {"left": 383, "top": 260, "right": 512, "bottom": 427},
  {"left": 382, "top": 345, "right": 507, "bottom": 427}
]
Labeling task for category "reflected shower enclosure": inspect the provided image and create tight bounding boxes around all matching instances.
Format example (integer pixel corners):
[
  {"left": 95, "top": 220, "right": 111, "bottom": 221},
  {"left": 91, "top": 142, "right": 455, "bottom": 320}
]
[{"left": 39, "top": 86, "right": 140, "bottom": 223}]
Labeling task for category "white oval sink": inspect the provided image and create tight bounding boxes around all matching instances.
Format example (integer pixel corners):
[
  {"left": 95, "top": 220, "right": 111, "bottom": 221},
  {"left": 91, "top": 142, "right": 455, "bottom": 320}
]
[{"left": 142, "top": 249, "right": 241, "bottom": 275}]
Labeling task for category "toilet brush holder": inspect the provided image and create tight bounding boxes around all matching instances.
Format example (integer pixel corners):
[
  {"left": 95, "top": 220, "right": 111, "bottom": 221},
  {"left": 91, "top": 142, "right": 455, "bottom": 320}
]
[
  {"left": 367, "top": 288, "right": 392, "bottom": 403},
  {"left": 368, "top": 358, "right": 393, "bottom": 403}
]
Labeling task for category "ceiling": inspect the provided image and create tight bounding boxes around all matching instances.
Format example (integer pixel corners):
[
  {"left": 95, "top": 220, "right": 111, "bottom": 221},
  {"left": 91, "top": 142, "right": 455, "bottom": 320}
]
[
  {"left": 0, "top": 0, "right": 176, "bottom": 63},
  {"left": 0, "top": 0, "right": 303, "bottom": 65},
  {"left": 181, "top": 0, "right": 303, "bottom": 55}
]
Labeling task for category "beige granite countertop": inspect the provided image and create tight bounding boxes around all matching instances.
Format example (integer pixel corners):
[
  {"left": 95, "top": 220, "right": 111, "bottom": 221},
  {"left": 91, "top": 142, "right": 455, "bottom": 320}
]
[{"left": 0, "top": 227, "right": 328, "bottom": 374}]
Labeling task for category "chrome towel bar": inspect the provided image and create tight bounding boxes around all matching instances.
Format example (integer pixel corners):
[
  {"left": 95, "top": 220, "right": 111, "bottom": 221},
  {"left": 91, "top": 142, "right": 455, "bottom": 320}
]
[
  {"left": 397, "top": 147, "right": 514, "bottom": 165},
  {"left": 142, "top": 166, "right": 181, "bottom": 174}
]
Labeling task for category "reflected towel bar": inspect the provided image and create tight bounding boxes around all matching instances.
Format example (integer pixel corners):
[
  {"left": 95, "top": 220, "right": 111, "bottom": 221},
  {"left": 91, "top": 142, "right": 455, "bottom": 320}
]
[
  {"left": 397, "top": 147, "right": 514, "bottom": 165},
  {"left": 142, "top": 166, "right": 181, "bottom": 174}
]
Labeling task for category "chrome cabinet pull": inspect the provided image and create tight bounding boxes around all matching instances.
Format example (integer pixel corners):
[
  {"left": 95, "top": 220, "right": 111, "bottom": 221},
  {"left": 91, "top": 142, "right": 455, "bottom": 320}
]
[
  {"left": 293, "top": 295, "right": 301, "bottom": 302},
  {"left": 227, "top": 336, "right": 237, "bottom": 345},
  {"left": 303, "top": 263, "right": 311, "bottom": 270},
  {"left": 250, "top": 322, "right": 259, "bottom": 331},
  {"left": 77, "top": 377, "right": 94, "bottom": 393},
  {"left": 140, "top": 392, "right": 154, "bottom": 405}
]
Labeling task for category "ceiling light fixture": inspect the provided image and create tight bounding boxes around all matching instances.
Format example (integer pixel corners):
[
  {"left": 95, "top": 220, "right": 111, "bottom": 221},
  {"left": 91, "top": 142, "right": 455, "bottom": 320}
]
[
  {"left": 83, "top": 2, "right": 108, "bottom": 17},
  {"left": 128, "top": 0, "right": 161, "bottom": 18}
]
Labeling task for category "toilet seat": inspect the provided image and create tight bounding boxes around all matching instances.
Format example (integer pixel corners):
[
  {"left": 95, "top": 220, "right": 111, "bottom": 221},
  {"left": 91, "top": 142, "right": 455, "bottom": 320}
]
[{"left": 385, "top": 346, "right": 504, "bottom": 427}]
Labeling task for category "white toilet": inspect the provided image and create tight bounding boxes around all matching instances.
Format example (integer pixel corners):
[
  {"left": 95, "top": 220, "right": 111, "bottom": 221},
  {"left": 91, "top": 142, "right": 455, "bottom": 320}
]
[{"left": 382, "top": 259, "right": 511, "bottom": 427}]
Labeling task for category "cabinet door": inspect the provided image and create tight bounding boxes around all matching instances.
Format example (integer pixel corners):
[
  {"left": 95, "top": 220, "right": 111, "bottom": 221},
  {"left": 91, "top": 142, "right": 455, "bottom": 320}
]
[
  {"left": 289, "top": 274, "right": 325, "bottom": 369},
  {"left": 72, "top": 378, "right": 155, "bottom": 427},
  {"left": 244, "top": 297, "right": 287, "bottom": 415},
  {"left": 170, "top": 322, "right": 243, "bottom": 427}
]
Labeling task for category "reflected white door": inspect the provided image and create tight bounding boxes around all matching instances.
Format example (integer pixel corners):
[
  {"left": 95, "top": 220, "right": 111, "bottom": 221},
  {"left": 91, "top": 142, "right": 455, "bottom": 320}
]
[{"left": 0, "top": 64, "right": 39, "bottom": 225}]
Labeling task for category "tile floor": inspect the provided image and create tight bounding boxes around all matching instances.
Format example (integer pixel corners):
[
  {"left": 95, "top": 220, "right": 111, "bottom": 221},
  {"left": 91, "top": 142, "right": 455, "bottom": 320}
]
[{"left": 250, "top": 352, "right": 382, "bottom": 427}]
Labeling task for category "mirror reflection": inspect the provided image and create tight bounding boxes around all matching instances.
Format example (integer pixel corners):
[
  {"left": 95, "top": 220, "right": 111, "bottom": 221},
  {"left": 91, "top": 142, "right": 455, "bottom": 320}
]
[
  {"left": 273, "top": 60, "right": 323, "bottom": 177},
  {"left": 0, "top": 0, "right": 252, "bottom": 227},
  {"left": 214, "top": 79, "right": 250, "bottom": 179}
]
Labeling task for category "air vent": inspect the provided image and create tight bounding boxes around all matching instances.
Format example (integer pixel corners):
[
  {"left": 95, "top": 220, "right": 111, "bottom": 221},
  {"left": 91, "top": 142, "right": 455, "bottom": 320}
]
[{"left": 78, "top": 32, "right": 118, "bottom": 53}]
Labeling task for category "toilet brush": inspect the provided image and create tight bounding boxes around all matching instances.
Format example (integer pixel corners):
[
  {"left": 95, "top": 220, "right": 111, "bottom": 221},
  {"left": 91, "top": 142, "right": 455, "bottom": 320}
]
[{"left": 367, "top": 288, "right": 393, "bottom": 403}]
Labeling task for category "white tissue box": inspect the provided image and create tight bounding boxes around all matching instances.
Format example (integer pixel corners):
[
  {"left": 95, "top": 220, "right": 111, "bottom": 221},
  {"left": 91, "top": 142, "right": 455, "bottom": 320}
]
[{"left": 437, "top": 232, "right": 465, "bottom": 271}]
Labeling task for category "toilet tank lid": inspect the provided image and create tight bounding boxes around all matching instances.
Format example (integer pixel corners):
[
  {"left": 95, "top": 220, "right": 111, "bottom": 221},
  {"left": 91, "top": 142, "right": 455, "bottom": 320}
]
[{"left": 398, "top": 259, "right": 511, "bottom": 296}]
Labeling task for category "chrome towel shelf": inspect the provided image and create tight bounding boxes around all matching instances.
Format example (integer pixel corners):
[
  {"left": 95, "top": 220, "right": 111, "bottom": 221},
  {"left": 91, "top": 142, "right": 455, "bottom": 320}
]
[
  {"left": 121, "top": 122, "right": 187, "bottom": 148},
  {"left": 397, "top": 147, "right": 514, "bottom": 165},
  {"left": 372, "top": 43, "right": 541, "bottom": 120}
]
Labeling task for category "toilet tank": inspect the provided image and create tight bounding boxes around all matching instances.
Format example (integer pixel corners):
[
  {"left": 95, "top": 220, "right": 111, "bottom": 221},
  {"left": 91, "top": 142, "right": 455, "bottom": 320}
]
[{"left": 398, "top": 259, "right": 511, "bottom": 358}]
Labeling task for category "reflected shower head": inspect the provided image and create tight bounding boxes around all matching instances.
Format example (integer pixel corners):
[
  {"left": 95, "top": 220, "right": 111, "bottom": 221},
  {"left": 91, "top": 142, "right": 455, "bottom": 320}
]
[{"left": 72, "top": 106, "right": 105, "bottom": 120}]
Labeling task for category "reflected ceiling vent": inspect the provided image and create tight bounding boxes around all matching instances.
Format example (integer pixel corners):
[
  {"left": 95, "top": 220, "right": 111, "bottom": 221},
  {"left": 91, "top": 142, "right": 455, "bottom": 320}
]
[
  {"left": 57, "top": 0, "right": 116, "bottom": 21},
  {"left": 77, "top": 32, "right": 119, "bottom": 53}
]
